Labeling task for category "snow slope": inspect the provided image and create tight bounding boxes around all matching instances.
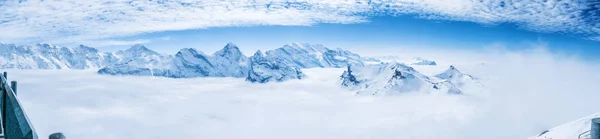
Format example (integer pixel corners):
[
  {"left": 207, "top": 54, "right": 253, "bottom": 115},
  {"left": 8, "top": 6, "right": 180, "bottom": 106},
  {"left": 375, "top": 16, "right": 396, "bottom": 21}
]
[
  {"left": 264, "top": 43, "right": 365, "bottom": 68},
  {"left": 530, "top": 113, "right": 600, "bottom": 139}
]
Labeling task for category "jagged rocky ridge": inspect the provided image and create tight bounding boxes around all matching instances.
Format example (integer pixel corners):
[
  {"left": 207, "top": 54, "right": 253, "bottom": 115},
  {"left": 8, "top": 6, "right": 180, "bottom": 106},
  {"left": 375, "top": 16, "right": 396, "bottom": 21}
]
[
  {"left": 246, "top": 50, "right": 305, "bottom": 83},
  {"left": 340, "top": 63, "right": 475, "bottom": 95},
  {"left": 265, "top": 43, "right": 365, "bottom": 68}
]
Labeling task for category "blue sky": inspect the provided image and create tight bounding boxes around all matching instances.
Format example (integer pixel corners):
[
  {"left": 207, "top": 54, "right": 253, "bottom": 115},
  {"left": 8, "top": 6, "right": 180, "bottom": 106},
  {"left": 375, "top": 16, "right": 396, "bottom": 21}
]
[
  {"left": 1, "top": 0, "right": 599, "bottom": 58},
  {"left": 101, "top": 15, "right": 600, "bottom": 59}
]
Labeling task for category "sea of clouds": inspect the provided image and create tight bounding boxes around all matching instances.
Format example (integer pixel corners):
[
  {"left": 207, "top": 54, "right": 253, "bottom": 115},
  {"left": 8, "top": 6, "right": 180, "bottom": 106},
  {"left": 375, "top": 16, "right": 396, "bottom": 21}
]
[{"left": 5, "top": 43, "right": 600, "bottom": 139}]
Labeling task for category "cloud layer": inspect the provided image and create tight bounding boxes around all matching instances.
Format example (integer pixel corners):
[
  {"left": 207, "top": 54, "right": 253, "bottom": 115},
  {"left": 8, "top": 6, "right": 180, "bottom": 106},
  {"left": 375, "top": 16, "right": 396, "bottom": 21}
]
[
  {"left": 1, "top": 0, "right": 599, "bottom": 45},
  {"left": 7, "top": 43, "right": 600, "bottom": 139}
]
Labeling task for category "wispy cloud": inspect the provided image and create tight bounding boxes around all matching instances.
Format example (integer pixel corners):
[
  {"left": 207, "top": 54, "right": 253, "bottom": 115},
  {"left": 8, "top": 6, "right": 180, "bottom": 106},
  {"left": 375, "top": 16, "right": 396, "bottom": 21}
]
[
  {"left": 158, "top": 36, "right": 171, "bottom": 41},
  {"left": 81, "top": 39, "right": 152, "bottom": 47},
  {"left": 0, "top": 0, "right": 598, "bottom": 45}
]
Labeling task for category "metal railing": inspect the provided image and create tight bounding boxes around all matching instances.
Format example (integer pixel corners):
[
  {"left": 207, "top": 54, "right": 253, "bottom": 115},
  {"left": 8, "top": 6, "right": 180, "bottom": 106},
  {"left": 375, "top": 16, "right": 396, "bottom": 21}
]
[
  {"left": 579, "top": 130, "right": 590, "bottom": 139},
  {"left": 579, "top": 118, "right": 600, "bottom": 139},
  {"left": 0, "top": 72, "right": 38, "bottom": 139}
]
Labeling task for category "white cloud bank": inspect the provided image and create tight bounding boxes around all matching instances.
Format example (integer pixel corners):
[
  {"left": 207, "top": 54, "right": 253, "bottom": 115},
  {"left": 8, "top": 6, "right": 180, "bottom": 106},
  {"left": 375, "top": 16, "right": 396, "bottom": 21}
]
[
  {"left": 5, "top": 42, "right": 600, "bottom": 139},
  {"left": 1, "top": 0, "right": 599, "bottom": 44}
]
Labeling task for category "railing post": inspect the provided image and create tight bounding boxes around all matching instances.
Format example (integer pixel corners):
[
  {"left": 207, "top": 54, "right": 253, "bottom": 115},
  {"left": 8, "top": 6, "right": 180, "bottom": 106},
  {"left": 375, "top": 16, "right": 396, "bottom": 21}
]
[
  {"left": 1, "top": 71, "right": 5, "bottom": 131},
  {"left": 10, "top": 81, "right": 16, "bottom": 96},
  {"left": 591, "top": 118, "right": 600, "bottom": 139}
]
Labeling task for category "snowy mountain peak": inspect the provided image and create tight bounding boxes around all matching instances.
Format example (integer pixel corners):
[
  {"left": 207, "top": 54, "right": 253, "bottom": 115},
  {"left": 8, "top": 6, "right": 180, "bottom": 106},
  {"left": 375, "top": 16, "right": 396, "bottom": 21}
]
[
  {"left": 35, "top": 43, "right": 55, "bottom": 48},
  {"left": 211, "top": 43, "right": 249, "bottom": 77},
  {"left": 214, "top": 42, "right": 244, "bottom": 57},
  {"left": 253, "top": 50, "right": 264, "bottom": 57},
  {"left": 124, "top": 44, "right": 160, "bottom": 56},
  {"left": 436, "top": 65, "right": 464, "bottom": 79},
  {"left": 128, "top": 44, "right": 147, "bottom": 50},
  {"left": 78, "top": 44, "right": 90, "bottom": 48},
  {"left": 224, "top": 42, "right": 239, "bottom": 50},
  {"left": 126, "top": 44, "right": 152, "bottom": 52},
  {"left": 75, "top": 45, "right": 99, "bottom": 52}
]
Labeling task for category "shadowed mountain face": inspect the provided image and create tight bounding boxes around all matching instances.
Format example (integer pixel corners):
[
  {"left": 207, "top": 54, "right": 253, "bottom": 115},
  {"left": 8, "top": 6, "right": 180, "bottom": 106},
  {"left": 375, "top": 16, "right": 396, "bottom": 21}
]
[{"left": 246, "top": 50, "right": 305, "bottom": 83}]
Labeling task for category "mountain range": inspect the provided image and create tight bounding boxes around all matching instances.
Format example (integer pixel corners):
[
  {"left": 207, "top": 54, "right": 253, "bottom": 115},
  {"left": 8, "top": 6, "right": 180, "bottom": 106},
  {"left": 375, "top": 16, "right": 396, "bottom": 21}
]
[
  {"left": 0, "top": 42, "right": 477, "bottom": 94},
  {"left": 0, "top": 42, "right": 367, "bottom": 83}
]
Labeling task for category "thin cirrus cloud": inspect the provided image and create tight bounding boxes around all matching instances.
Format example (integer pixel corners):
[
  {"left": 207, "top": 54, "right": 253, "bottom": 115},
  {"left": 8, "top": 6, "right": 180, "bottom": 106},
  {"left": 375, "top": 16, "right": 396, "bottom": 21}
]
[{"left": 0, "top": 0, "right": 599, "bottom": 46}]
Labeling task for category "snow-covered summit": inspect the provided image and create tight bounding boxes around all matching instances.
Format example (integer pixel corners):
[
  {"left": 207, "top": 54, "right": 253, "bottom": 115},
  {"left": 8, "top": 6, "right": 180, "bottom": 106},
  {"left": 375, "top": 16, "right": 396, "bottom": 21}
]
[
  {"left": 211, "top": 43, "right": 249, "bottom": 77},
  {"left": 166, "top": 48, "right": 215, "bottom": 78},
  {"left": 213, "top": 42, "right": 242, "bottom": 57},
  {"left": 124, "top": 44, "right": 160, "bottom": 56},
  {"left": 437, "top": 65, "right": 464, "bottom": 79},
  {"left": 434, "top": 65, "right": 480, "bottom": 91}
]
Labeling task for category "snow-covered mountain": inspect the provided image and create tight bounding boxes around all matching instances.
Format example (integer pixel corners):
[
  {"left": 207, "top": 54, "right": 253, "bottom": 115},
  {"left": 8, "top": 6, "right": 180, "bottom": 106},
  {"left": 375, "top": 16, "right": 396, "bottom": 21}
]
[
  {"left": 99, "top": 43, "right": 252, "bottom": 78},
  {"left": 211, "top": 43, "right": 249, "bottom": 78},
  {"left": 340, "top": 63, "right": 463, "bottom": 96},
  {"left": 364, "top": 56, "right": 438, "bottom": 66},
  {"left": 264, "top": 43, "right": 365, "bottom": 68},
  {"left": 530, "top": 112, "right": 600, "bottom": 139},
  {"left": 97, "top": 44, "right": 172, "bottom": 76},
  {"left": 436, "top": 66, "right": 475, "bottom": 87},
  {"left": 412, "top": 58, "right": 437, "bottom": 65},
  {"left": 0, "top": 43, "right": 119, "bottom": 69},
  {"left": 167, "top": 48, "right": 216, "bottom": 78},
  {"left": 246, "top": 50, "right": 305, "bottom": 83}
]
